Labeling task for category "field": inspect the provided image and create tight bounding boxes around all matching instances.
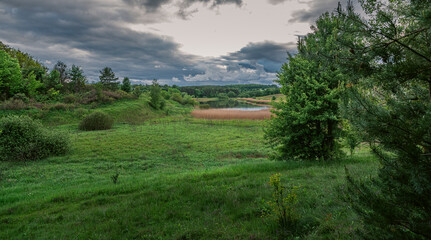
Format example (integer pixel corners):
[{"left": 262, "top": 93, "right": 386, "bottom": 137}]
[{"left": 0, "top": 97, "right": 378, "bottom": 239}]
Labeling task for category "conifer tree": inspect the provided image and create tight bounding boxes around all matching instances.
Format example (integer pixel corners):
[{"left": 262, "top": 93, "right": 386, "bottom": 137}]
[
  {"left": 99, "top": 67, "right": 119, "bottom": 91},
  {"left": 121, "top": 77, "right": 131, "bottom": 93},
  {"left": 336, "top": 1, "right": 431, "bottom": 238},
  {"left": 69, "top": 65, "right": 86, "bottom": 93}
]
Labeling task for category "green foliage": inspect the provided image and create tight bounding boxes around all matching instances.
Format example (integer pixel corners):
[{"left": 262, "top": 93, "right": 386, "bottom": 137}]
[
  {"left": 262, "top": 173, "right": 301, "bottom": 237},
  {"left": 132, "top": 85, "right": 143, "bottom": 98},
  {"left": 265, "top": 13, "right": 344, "bottom": 161},
  {"left": 44, "top": 69, "right": 62, "bottom": 91},
  {"left": 336, "top": 1, "right": 431, "bottom": 239},
  {"left": 227, "top": 91, "right": 236, "bottom": 98},
  {"left": 149, "top": 79, "right": 162, "bottom": 109},
  {"left": 179, "top": 84, "right": 279, "bottom": 98},
  {"left": 0, "top": 41, "right": 45, "bottom": 71},
  {"left": 121, "top": 77, "right": 131, "bottom": 93},
  {"left": 79, "top": 111, "right": 114, "bottom": 131},
  {"left": 68, "top": 65, "right": 86, "bottom": 93},
  {"left": 171, "top": 92, "right": 183, "bottom": 103},
  {"left": 99, "top": 67, "right": 119, "bottom": 91},
  {"left": 22, "top": 72, "right": 43, "bottom": 98},
  {"left": 53, "top": 61, "right": 68, "bottom": 86},
  {"left": 0, "top": 115, "right": 69, "bottom": 161},
  {"left": 343, "top": 120, "right": 361, "bottom": 156},
  {"left": 0, "top": 50, "right": 23, "bottom": 100}
]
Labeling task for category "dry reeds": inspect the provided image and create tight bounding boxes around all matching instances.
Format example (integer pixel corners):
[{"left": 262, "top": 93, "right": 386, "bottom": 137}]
[{"left": 191, "top": 109, "right": 272, "bottom": 120}]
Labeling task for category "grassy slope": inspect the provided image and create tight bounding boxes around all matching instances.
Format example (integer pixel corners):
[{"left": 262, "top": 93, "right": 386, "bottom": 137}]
[{"left": 0, "top": 97, "right": 378, "bottom": 239}]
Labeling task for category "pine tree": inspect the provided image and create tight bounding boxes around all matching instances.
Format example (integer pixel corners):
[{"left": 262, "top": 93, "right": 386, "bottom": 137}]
[
  {"left": 337, "top": 1, "right": 431, "bottom": 238},
  {"left": 68, "top": 65, "right": 86, "bottom": 93},
  {"left": 121, "top": 77, "right": 131, "bottom": 93},
  {"left": 99, "top": 67, "right": 119, "bottom": 91}
]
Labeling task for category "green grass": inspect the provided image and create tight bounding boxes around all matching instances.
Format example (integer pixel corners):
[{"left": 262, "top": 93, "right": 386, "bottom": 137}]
[{"left": 0, "top": 98, "right": 379, "bottom": 239}]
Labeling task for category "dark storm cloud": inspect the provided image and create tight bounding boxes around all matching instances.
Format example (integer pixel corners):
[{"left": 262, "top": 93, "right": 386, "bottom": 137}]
[
  {"left": 0, "top": 0, "right": 201, "bottom": 83},
  {"left": 225, "top": 41, "right": 296, "bottom": 72},
  {"left": 182, "top": 41, "right": 296, "bottom": 85},
  {"left": 289, "top": 0, "right": 351, "bottom": 23},
  {"left": 122, "top": 0, "right": 242, "bottom": 14},
  {"left": 0, "top": 0, "right": 290, "bottom": 85}
]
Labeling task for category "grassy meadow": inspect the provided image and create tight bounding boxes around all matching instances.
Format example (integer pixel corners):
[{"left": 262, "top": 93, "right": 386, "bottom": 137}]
[{"left": 0, "top": 96, "right": 378, "bottom": 239}]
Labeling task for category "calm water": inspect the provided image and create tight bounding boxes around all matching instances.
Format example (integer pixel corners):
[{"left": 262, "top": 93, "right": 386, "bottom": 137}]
[{"left": 200, "top": 99, "right": 271, "bottom": 111}]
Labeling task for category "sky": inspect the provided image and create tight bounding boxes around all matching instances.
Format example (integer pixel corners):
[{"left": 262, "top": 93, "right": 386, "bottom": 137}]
[{"left": 0, "top": 0, "right": 349, "bottom": 85}]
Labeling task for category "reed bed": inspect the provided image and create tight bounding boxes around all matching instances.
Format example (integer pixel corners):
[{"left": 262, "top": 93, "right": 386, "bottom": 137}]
[{"left": 191, "top": 108, "right": 272, "bottom": 120}]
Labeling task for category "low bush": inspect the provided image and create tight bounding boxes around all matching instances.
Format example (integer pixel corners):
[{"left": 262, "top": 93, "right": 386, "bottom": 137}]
[
  {"left": 0, "top": 115, "right": 70, "bottom": 161},
  {"left": 79, "top": 111, "right": 113, "bottom": 131},
  {"left": 0, "top": 99, "right": 30, "bottom": 110}
]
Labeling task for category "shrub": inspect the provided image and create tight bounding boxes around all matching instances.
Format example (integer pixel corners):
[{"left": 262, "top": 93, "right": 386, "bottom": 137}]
[
  {"left": 63, "top": 94, "right": 77, "bottom": 103},
  {"left": 79, "top": 111, "right": 113, "bottom": 131},
  {"left": 0, "top": 99, "right": 30, "bottom": 110},
  {"left": 49, "top": 103, "right": 73, "bottom": 111},
  {"left": 12, "top": 93, "right": 29, "bottom": 103},
  {"left": 171, "top": 92, "right": 183, "bottom": 103},
  {"left": 262, "top": 173, "right": 301, "bottom": 237},
  {"left": 0, "top": 115, "right": 69, "bottom": 161}
]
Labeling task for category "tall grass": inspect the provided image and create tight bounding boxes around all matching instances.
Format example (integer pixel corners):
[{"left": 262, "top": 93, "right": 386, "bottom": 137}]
[{"left": 191, "top": 108, "right": 272, "bottom": 120}]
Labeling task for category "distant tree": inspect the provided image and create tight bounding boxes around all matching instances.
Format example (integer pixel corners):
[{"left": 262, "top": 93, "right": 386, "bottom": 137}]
[
  {"left": 68, "top": 65, "right": 86, "bottom": 93},
  {"left": 99, "top": 67, "right": 119, "bottom": 91},
  {"left": 227, "top": 91, "right": 236, "bottom": 98},
  {"left": 121, "top": 77, "right": 131, "bottom": 93},
  {"left": 53, "top": 61, "right": 68, "bottom": 85},
  {"left": 149, "top": 79, "right": 162, "bottom": 109},
  {"left": 0, "top": 50, "right": 23, "bottom": 100},
  {"left": 44, "top": 69, "right": 62, "bottom": 91}
]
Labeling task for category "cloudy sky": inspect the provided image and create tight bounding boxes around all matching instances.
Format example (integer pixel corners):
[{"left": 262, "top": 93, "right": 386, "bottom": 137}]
[{"left": 0, "top": 0, "right": 347, "bottom": 85}]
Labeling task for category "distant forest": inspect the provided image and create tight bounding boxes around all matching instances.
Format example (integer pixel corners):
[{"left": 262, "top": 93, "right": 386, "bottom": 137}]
[{"left": 178, "top": 84, "right": 280, "bottom": 98}]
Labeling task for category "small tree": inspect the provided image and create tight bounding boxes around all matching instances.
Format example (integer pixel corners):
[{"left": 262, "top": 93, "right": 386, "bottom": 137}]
[
  {"left": 53, "top": 61, "right": 68, "bottom": 86},
  {"left": 0, "top": 50, "right": 22, "bottom": 100},
  {"left": 68, "top": 65, "right": 86, "bottom": 93},
  {"left": 44, "top": 69, "right": 62, "bottom": 91},
  {"left": 121, "top": 77, "right": 131, "bottom": 93},
  {"left": 149, "top": 79, "right": 162, "bottom": 109},
  {"left": 99, "top": 67, "right": 119, "bottom": 91}
]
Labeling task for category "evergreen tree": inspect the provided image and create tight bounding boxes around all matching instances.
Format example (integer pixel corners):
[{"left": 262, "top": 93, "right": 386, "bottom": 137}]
[
  {"left": 99, "top": 67, "right": 119, "bottom": 91},
  {"left": 68, "top": 65, "right": 86, "bottom": 93},
  {"left": 121, "top": 77, "right": 131, "bottom": 93},
  {"left": 265, "top": 13, "right": 345, "bottom": 161},
  {"left": 337, "top": 1, "right": 431, "bottom": 238}
]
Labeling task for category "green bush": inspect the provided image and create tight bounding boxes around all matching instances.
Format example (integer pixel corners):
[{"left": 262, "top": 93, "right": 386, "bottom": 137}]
[
  {"left": 171, "top": 92, "right": 183, "bottom": 103},
  {"left": 79, "top": 111, "right": 113, "bottom": 131},
  {"left": 0, "top": 115, "right": 69, "bottom": 161}
]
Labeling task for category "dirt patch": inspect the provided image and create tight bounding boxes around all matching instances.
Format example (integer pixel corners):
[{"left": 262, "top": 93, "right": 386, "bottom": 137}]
[{"left": 191, "top": 108, "right": 272, "bottom": 120}]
